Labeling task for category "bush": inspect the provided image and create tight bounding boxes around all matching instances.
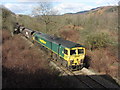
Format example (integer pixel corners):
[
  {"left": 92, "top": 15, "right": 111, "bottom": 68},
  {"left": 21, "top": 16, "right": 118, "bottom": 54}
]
[
  {"left": 85, "top": 33, "right": 112, "bottom": 50},
  {"left": 59, "top": 29, "right": 80, "bottom": 43},
  {"left": 2, "top": 30, "right": 11, "bottom": 44},
  {"left": 2, "top": 8, "right": 16, "bottom": 32},
  {"left": 87, "top": 48, "right": 118, "bottom": 78}
]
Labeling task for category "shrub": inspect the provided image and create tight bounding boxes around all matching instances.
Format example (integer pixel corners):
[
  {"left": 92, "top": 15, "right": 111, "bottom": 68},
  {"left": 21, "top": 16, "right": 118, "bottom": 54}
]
[
  {"left": 2, "top": 8, "right": 16, "bottom": 32},
  {"left": 2, "top": 30, "right": 11, "bottom": 44},
  {"left": 87, "top": 48, "right": 118, "bottom": 78},
  {"left": 85, "top": 33, "right": 112, "bottom": 50},
  {"left": 59, "top": 29, "right": 80, "bottom": 43}
]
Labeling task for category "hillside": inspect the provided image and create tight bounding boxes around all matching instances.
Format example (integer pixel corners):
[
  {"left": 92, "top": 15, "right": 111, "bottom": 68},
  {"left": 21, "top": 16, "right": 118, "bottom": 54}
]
[
  {"left": 64, "top": 6, "right": 117, "bottom": 15},
  {"left": 2, "top": 5, "right": 120, "bottom": 87}
]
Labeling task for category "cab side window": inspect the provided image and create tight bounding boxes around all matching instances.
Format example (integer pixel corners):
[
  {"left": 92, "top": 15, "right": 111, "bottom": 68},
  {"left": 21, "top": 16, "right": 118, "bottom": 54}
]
[
  {"left": 35, "top": 36, "right": 39, "bottom": 41},
  {"left": 64, "top": 49, "right": 68, "bottom": 55}
]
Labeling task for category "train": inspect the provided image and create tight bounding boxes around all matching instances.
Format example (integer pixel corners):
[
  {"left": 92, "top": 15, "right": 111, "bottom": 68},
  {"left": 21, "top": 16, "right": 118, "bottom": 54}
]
[{"left": 14, "top": 23, "right": 86, "bottom": 70}]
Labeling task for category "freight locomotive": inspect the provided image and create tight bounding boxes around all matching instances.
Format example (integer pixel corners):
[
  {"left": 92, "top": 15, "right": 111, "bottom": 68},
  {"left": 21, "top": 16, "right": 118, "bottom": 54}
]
[{"left": 14, "top": 23, "right": 86, "bottom": 70}]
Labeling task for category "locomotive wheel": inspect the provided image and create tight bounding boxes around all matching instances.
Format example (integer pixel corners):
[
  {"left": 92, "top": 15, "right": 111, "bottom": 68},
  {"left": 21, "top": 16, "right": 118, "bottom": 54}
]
[
  {"left": 53, "top": 53, "right": 58, "bottom": 61},
  {"left": 62, "top": 60, "right": 68, "bottom": 68}
]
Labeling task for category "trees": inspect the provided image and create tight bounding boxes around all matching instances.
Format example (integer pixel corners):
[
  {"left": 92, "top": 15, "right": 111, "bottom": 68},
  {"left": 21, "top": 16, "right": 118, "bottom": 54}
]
[
  {"left": 2, "top": 7, "right": 16, "bottom": 32},
  {"left": 85, "top": 33, "right": 112, "bottom": 50},
  {"left": 32, "top": 2, "right": 58, "bottom": 33}
]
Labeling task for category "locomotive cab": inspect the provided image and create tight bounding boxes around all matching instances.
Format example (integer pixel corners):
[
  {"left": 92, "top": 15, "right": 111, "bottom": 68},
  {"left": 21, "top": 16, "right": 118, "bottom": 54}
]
[{"left": 64, "top": 47, "right": 85, "bottom": 70}]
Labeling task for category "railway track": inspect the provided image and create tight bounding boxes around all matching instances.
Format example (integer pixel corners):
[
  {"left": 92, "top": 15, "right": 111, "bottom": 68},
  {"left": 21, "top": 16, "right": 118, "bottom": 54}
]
[
  {"left": 50, "top": 60, "right": 120, "bottom": 88},
  {"left": 21, "top": 35, "right": 120, "bottom": 88}
]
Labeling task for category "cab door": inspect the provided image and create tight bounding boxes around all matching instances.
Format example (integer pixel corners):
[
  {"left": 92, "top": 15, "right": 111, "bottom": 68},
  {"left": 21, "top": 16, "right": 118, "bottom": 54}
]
[{"left": 63, "top": 48, "right": 69, "bottom": 60}]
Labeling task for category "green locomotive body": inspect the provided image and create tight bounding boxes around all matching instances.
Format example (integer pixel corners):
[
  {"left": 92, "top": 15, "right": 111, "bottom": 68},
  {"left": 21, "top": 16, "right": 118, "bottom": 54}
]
[{"left": 32, "top": 32, "right": 85, "bottom": 70}]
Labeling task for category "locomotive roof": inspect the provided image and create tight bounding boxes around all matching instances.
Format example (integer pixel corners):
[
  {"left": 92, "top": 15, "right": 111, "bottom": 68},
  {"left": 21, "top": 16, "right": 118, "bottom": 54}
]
[{"left": 35, "top": 32, "right": 84, "bottom": 48}]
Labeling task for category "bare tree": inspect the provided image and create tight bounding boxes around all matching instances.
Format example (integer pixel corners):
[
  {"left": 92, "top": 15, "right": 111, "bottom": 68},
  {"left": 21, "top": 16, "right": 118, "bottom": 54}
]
[{"left": 32, "top": 2, "right": 58, "bottom": 33}]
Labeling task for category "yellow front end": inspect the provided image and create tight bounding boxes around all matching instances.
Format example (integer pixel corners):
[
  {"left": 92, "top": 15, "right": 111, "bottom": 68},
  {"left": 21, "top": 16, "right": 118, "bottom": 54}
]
[{"left": 64, "top": 47, "right": 85, "bottom": 70}]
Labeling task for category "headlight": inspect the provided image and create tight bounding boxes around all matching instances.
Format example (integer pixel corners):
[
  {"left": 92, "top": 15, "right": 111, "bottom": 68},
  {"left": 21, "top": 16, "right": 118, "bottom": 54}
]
[{"left": 14, "top": 29, "right": 17, "bottom": 31}]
